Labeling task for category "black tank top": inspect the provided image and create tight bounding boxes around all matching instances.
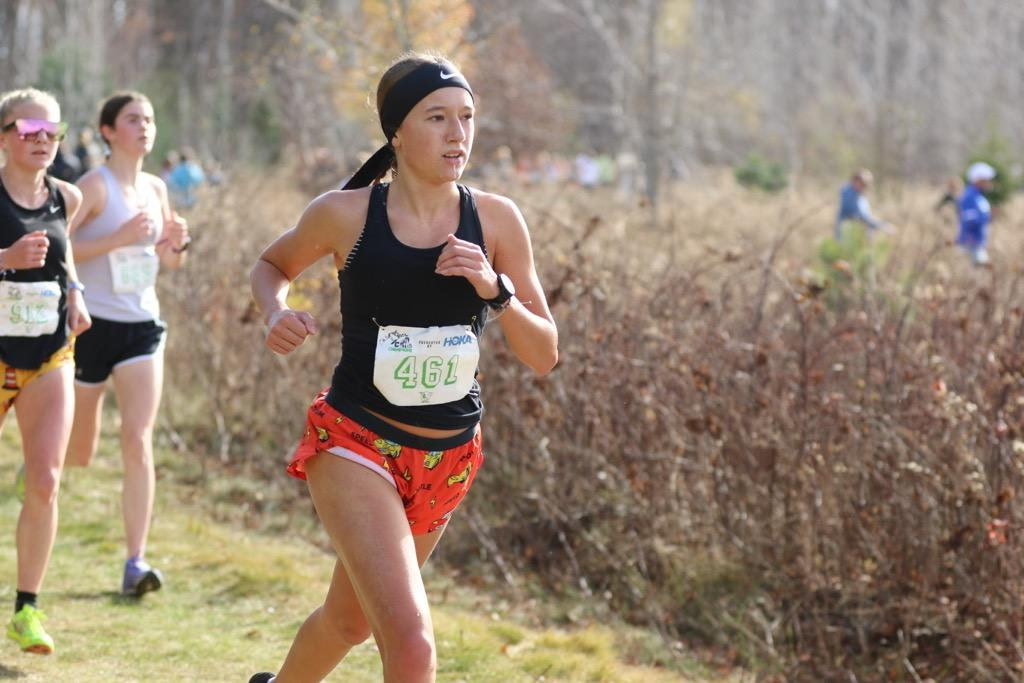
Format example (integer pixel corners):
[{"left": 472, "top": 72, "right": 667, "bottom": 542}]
[
  {"left": 326, "top": 183, "right": 488, "bottom": 429},
  {"left": 0, "top": 177, "right": 69, "bottom": 369}
]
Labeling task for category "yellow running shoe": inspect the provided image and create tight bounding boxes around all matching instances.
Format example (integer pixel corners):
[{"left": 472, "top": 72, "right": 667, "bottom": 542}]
[{"left": 7, "top": 604, "right": 54, "bottom": 655}]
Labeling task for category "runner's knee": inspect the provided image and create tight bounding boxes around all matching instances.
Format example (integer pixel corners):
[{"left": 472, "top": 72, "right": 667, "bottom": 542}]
[
  {"left": 120, "top": 425, "right": 154, "bottom": 458},
  {"left": 380, "top": 627, "right": 435, "bottom": 678},
  {"left": 322, "top": 603, "right": 372, "bottom": 647},
  {"left": 330, "top": 618, "right": 372, "bottom": 648},
  {"left": 22, "top": 465, "right": 60, "bottom": 505}
]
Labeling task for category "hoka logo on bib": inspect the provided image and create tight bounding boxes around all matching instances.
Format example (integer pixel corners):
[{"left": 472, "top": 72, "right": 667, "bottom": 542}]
[{"left": 443, "top": 334, "right": 474, "bottom": 347}]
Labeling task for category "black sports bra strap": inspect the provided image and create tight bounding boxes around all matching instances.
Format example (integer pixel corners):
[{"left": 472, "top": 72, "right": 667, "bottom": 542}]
[
  {"left": 365, "top": 184, "right": 388, "bottom": 230},
  {"left": 457, "top": 185, "right": 485, "bottom": 252}
]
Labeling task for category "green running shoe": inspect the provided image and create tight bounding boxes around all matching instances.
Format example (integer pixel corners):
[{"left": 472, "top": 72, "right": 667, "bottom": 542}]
[{"left": 7, "top": 604, "right": 54, "bottom": 655}]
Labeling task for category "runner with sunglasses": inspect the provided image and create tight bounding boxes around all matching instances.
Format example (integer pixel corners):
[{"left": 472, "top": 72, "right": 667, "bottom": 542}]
[
  {"left": 65, "top": 91, "right": 190, "bottom": 597},
  {"left": 248, "top": 52, "right": 558, "bottom": 683},
  {"left": 0, "top": 88, "right": 92, "bottom": 655}
]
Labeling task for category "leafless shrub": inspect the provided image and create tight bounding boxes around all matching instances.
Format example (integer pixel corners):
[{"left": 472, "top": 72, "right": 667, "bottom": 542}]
[{"left": 160, "top": 173, "right": 1024, "bottom": 678}]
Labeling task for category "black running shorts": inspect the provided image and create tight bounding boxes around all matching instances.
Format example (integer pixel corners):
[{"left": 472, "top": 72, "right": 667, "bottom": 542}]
[{"left": 74, "top": 317, "right": 165, "bottom": 384}]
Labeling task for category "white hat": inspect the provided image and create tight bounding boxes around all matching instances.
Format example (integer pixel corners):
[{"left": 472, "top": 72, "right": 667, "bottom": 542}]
[{"left": 967, "top": 162, "right": 996, "bottom": 183}]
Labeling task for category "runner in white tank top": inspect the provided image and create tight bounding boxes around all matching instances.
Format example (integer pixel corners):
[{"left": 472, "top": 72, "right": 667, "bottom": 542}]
[
  {"left": 72, "top": 164, "right": 163, "bottom": 322},
  {"left": 64, "top": 92, "right": 191, "bottom": 598}
]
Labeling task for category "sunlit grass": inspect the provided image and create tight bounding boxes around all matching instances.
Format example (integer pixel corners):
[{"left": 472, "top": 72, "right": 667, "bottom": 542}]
[{"left": 0, "top": 417, "right": 734, "bottom": 681}]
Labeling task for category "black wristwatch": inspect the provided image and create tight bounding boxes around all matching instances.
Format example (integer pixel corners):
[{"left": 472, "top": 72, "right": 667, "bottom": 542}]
[{"left": 484, "top": 273, "right": 515, "bottom": 311}]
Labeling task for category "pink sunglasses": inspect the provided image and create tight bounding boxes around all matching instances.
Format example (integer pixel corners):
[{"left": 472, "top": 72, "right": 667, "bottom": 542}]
[{"left": 1, "top": 118, "right": 68, "bottom": 142}]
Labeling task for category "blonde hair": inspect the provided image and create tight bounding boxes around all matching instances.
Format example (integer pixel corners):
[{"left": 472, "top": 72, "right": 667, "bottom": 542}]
[{"left": 0, "top": 88, "right": 60, "bottom": 126}]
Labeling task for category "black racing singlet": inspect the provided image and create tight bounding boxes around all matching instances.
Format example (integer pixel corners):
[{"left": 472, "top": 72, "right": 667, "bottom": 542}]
[
  {"left": 326, "top": 183, "right": 488, "bottom": 429},
  {"left": 0, "top": 177, "right": 69, "bottom": 369}
]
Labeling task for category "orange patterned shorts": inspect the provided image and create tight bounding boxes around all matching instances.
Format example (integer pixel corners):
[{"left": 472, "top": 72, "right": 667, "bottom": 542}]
[
  {"left": 288, "top": 390, "right": 484, "bottom": 535},
  {"left": 1, "top": 343, "right": 75, "bottom": 416}
]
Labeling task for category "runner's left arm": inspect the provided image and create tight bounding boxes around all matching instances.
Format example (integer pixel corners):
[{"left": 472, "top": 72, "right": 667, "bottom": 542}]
[
  {"left": 435, "top": 194, "right": 557, "bottom": 375},
  {"left": 152, "top": 174, "right": 190, "bottom": 268},
  {"left": 54, "top": 179, "right": 92, "bottom": 335}
]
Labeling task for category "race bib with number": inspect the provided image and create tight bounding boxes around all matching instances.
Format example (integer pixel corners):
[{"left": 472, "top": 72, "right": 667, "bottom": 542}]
[
  {"left": 373, "top": 324, "right": 479, "bottom": 406},
  {"left": 0, "top": 280, "right": 61, "bottom": 337},
  {"left": 109, "top": 246, "right": 159, "bottom": 294}
]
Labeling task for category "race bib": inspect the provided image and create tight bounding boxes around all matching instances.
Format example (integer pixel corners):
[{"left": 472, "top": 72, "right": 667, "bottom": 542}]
[
  {"left": 109, "top": 246, "right": 158, "bottom": 294},
  {"left": 373, "top": 324, "right": 479, "bottom": 406},
  {"left": 0, "top": 280, "right": 61, "bottom": 337}
]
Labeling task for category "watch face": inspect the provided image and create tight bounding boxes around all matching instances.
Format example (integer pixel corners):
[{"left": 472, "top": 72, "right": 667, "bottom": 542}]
[{"left": 499, "top": 273, "right": 515, "bottom": 297}]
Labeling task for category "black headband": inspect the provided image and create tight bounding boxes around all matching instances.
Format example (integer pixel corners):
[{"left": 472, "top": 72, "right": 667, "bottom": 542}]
[{"left": 343, "top": 62, "right": 474, "bottom": 191}]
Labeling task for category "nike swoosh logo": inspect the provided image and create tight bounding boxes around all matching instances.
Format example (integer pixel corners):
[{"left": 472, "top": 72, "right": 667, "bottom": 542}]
[
  {"left": 439, "top": 71, "right": 457, "bottom": 80},
  {"left": 48, "top": 205, "right": 59, "bottom": 213}
]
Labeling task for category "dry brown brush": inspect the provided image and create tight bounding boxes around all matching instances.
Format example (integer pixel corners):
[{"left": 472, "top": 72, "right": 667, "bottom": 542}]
[{"left": 159, "top": 174, "right": 1024, "bottom": 679}]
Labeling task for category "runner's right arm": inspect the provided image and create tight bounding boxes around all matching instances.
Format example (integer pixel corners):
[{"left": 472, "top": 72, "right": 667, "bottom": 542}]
[{"left": 251, "top": 189, "right": 366, "bottom": 355}]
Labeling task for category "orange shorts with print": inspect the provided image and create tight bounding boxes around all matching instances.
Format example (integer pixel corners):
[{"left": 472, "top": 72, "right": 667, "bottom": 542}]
[
  {"left": 288, "top": 390, "right": 485, "bottom": 535},
  {"left": 1, "top": 343, "right": 75, "bottom": 416}
]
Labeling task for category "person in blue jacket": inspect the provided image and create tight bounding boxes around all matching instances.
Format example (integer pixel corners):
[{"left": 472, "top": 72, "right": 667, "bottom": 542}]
[
  {"left": 166, "top": 147, "right": 205, "bottom": 209},
  {"left": 957, "top": 162, "right": 996, "bottom": 265},
  {"left": 835, "top": 169, "right": 889, "bottom": 239}
]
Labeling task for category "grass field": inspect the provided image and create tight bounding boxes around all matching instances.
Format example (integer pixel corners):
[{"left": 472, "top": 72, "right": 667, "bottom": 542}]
[{"left": 0, "top": 416, "right": 737, "bottom": 682}]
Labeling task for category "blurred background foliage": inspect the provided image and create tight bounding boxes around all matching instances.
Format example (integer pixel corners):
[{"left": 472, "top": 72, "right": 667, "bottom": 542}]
[{"left": 3, "top": 1, "right": 1024, "bottom": 203}]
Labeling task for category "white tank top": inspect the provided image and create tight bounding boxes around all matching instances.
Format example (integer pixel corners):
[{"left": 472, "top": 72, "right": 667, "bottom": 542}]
[{"left": 75, "top": 166, "right": 164, "bottom": 322}]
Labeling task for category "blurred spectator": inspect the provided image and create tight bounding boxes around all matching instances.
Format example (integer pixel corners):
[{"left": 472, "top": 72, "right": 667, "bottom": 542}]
[
  {"left": 167, "top": 147, "right": 205, "bottom": 208},
  {"left": 935, "top": 176, "right": 963, "bottom": 214},
  {"left": 531, "top": 152, "right": 552, "bottom": 184},
  {"left": 957, "top": 162, "right": 996, "bottom": 265},
  {"left": 48, "top": 141, "right": 81, "bottom": 181},
  {"left": 492, "top": 145, "right": 514, "bottom": 184},
  {"left": 160, "top": 150, "right": 180, "bottom": 183},
  {"left": 73, "top": 126, "right": 104, "bottom": 174},
  {"left": 205, "top": 157, "right": 226, "bottom": 186},
  {"left": 835, "top": 169, "right": 889, "bottom": 239},
  {"left": 616, "top": 150, "right": 639, "bottom": 197},
  {"left": 574, "top": 151, "right": 600, "bottom": 188},
  {"left": 596, "top": 153, "right": 616, "bottom": 186}
]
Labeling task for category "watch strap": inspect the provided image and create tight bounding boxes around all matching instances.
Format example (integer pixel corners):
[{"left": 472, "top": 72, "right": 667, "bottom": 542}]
[{"left": 484, "top": 274, "right": 513, "bottom": 310}]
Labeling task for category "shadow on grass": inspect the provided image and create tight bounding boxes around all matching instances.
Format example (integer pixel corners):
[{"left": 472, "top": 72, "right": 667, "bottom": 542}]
[
  {"left": 0, "top": 663, "right": 26, "bottom": 679},
  {"left": 108, "top": 592, "right": 160, "bottom": 607},
  {"left": 59, "top": 590, "right": 148, "bottom": 606}
]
